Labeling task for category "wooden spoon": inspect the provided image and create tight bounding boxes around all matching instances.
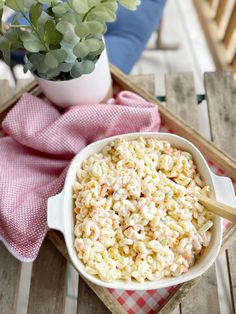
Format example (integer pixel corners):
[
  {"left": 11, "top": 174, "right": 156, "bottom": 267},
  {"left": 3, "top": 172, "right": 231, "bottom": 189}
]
[{"left": 198, "top": 194, "right": 236, "bottom": 223}]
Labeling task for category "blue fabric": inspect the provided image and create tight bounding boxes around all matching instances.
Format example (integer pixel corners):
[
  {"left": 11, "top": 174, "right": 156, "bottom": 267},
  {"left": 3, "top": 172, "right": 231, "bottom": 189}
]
[
  {"left": 105, "top": 0, "right": 166, "bottom": 73},
  {"left": 7, "top": 0, "right": 166, "bottom": 73}
]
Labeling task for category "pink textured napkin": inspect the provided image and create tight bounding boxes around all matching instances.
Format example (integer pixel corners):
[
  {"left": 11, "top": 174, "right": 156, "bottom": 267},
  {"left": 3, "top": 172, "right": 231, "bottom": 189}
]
[{"left": 0, "top": 91, "right": 161, "bottom": 261}]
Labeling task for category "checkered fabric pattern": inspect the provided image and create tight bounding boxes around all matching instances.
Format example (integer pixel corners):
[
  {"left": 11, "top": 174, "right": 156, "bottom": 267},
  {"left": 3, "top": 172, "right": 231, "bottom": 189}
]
[{"left": 107, "top": 124, "right": 236, "bottom": 314}]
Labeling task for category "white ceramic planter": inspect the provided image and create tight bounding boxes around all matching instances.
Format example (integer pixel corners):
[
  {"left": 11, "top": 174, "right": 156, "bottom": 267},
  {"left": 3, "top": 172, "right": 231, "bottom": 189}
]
[
  {"left": 47, "top": 132, "right": 236, "bottom": 290},
  {"left": 34, "top": 47, "right": 112, "bottom": 108}
]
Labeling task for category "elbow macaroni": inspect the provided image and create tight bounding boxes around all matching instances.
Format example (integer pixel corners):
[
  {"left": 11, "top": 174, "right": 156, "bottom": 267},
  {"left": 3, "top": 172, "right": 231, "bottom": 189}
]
[{"left": 73, "top": 137, "right": 213, "bottom": 283}]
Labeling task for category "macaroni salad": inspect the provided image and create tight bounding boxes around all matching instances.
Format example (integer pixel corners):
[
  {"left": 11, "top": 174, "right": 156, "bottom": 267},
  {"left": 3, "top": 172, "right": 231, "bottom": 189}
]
[{"left": 73, "top": 137, "right": 213, "bottom": 283}]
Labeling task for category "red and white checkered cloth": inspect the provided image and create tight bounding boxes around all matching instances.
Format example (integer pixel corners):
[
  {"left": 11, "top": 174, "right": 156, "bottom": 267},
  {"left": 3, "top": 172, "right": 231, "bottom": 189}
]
[{"left": 0, "top": 91, "right": 160, "bottom": 262}]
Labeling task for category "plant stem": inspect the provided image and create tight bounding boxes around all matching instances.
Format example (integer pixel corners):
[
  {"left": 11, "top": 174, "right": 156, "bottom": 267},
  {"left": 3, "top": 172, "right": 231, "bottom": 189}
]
[
  {"left": 21, "top": 12, "right": 49, "bottom": 51},
  {"left": 82, "top": 0, "right": 112, "bottom": 22},
  {"left": 82, "top": 5, "right": 95, "bottom": 22}
]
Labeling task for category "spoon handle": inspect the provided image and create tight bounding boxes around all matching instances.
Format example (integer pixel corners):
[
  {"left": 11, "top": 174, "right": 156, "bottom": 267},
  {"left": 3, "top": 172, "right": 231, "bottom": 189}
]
[{"left": 198, "top": 194, "right": 236, "bottom": 224}]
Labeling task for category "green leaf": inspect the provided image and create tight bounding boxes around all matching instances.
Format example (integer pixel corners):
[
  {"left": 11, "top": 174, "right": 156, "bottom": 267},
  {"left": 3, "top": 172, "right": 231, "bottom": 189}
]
[
  {"left": 29, "top": 53, "right": 45, "bottom": 65},
  {"left": 0, "top": 37, "right": 11, "bottom": 52},
  {"left": 44, "top": 19, "right": 62, "bottom": 45},
  {"left": 84, "top": 38, "right": 103, "bottom": 52},
  {"left": 118, "top": 0, "right": 140, "bottom": 10},
  {"left": 56, "top": 19, "right": 79, "bottom": 46},
  {"left": 73, "top": 42, "right": 89, "bottom": 58},
  {"left": 24, "top": 0, "right": 38, "bottom": 9},
  {"left": 44, "top": 51, "right": 58, "bottom": 68},
  {"left": 20, "top": 31, "right": 46, "bottom": 52},
  {"left": 36, "top": 11, "right": 52, "bottom": 37},
  {"left": 88, "top": 0, "right": 100, "bottom": 5},
  {"left": 103, "top": 1, "right": 118, "bottom": 12},
  {"left": 5, "top": 0, "right": 24, "bottom": 12},
  {"left": 68, "top": 0, "right": 89, "bottom": 14},
  {"left": 0, "top": 8, "right": 3, "bottom": 33},
  {"left": 59, "top": 62, "right": 73, "bottom": 72},
  {"left": 75, "top": 21, "right": 105, "bottom": 38},
  {"left": 51, "top": 48, "right": 67, "bottom": 62},
  {"left": 23, "top": 40, "right": 45, "bottom": 52},
  {"left": 44, "top": 49, "right": 67, "bottom": 68},
  {"left": 29, "top": 3, "right": 42, "bottom": 26},
  {"left": 52, "top": 3, "right": 69, "bottom": 15},
  {"left": 70, "top": 60, "right": 95, "bottom": 78},
  {"left": 4, "top": 28, "right": 18, "bottom": 42},
  {"left": 87, "top": 5, "right": 116, "bottom": 22},
  {"left": 60, "top": 44, "right": 77, "bottom": 63},
  {"left": 38, "top": 67, "right": 60, "bottom": 80}
]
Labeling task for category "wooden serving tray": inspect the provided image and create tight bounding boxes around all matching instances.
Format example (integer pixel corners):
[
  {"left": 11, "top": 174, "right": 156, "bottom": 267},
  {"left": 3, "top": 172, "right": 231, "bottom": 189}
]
[{"left": 0, "top": 65, "right": 236, "bottom": 314}]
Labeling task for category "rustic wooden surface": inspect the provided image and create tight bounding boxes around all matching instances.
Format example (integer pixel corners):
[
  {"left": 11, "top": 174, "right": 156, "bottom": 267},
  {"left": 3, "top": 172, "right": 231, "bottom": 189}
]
[
  {"left": 0, "top": 243, "right": 21, "bottom": 314},
  {"left": 77, "top": 278, "right": 111, "bottom": 314},
  {"left": 205, "top": 71, "right": 236, "bottom": 157},
  {"left": 205, "top": 71, "right": 236, "bottom": 314},
  {"left": 27, "top": 239, "right": 66, "bottom": 314},
  {"left": 165, "top": 72, "right": 220, "bottom": 314},
  {"left": 130, "top": 74, "right": 156, "bottom": 95},
  {"left": 227, "top": 245, "right": 236, "bottom": 314},
  {"left": 165, "top": 72, "right": 198, "bottom": 129}
]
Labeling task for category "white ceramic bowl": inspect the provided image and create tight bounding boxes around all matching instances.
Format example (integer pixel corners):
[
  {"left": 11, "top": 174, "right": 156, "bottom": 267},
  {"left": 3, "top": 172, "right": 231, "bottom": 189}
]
[{"left": 47, "top": 133, "right": 236, "bottom": 290}]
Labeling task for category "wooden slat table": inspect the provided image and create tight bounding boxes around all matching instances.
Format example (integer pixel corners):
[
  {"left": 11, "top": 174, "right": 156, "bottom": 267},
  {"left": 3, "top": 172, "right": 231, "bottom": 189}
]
[{"left": 0, "top": 70, "right": 236, "bottom": 314}]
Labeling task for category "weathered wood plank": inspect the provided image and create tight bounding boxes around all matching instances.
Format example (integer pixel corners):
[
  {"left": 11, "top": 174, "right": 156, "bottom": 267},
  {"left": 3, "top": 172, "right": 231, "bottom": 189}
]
[
  {"left": 0, "top": 243, "right": 21, "bottom": 314},
  {"left": 171, "top": 306, "right": 181, "bottom": 314},
  {"left": 16, "top": 78, "right": 34, "bottom": 92},
  {"left": 0, "top": 79, "right": 9, "bottom": 98},
  {"left": 165, "top": 72, "right": 220, "bottom": 314},
  {"left": 27, "top": 239, "right": 67, "bottom": 314},
  {"left": 77, "top": 278, "right": 111, "bottom": 314},
  {"left": 165, "top": 73, "right": 198, "bottom": 129},
  {"left": 227, "top": 244, "right": 236, "bottom": 314},
  {"left": 205, "top": 71, "right": 236, "bottom": 314},
  {"left": 130, "top": 74, "right": 156, "bottom": 95},
  {"left": 205, "top": 71, "right": 236, "bottom": 157},
  {"left": 181, "top": 267, "right": 220, "bottom": 314}
]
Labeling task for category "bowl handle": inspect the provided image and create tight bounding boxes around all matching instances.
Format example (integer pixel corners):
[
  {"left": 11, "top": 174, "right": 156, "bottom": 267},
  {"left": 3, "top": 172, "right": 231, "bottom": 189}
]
[
  {"left": 47, "top": 190, "right": 64, "bottom": 234},
  {"left": 210, "top": 172, "right": 236, "bottom": 207}
]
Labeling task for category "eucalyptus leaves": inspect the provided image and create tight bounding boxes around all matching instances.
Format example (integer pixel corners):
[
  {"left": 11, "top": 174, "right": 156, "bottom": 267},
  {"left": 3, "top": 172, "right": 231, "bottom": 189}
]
[{"left": 0, "top": 0, "right": 140, "bottom": 80}]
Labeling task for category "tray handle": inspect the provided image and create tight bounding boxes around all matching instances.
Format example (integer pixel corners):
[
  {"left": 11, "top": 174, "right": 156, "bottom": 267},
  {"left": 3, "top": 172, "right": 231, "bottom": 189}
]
[
  {"left": 47, "top": 190, "right": 64, "bottom": 234},
  {"left": 211, "top": 172, "right": 236, "bottom": 207}
]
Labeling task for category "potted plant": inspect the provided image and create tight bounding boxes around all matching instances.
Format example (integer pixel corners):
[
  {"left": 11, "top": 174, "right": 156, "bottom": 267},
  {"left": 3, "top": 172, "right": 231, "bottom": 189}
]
[{"left": 0, "top": 0, "right": 140, "bottom": 107}]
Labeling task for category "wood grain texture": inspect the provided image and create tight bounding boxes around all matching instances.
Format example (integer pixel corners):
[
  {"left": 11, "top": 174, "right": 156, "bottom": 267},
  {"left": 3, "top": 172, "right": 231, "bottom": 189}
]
[
  {"left": 0, "top": 243, "right": 21, "bottom": 314},
  {"left": 205, "top": 71, "right": 236, "bottom": 314},
  {"left": 165, "top": 73, "right": 198, "bottom": 129},
  {"left": 205, "top": 71, "right": 236, "bottom": 158},
  {"left": 0, "top": 79, "right": 9, "bottom": 98},
  {"left": 130, "top": 74, "right": 156, "bottom": 95},
  {"left": 77, "top": 278, "right": 111, "bottom": 314},
  {"left": 181, "top": 267, "right": 220, "bottom": 314},
  {"left": 165, "top": 72, "right": 220, "bottom": 314},
  {"left": 192, "top": 0, "right": 230, "bottom": 70},
  {"left": 227, "top": 243, "right": 236, "bottom": 314},
  {"left": 27, "top": 239, "right": 66, "bottom": 314}
]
